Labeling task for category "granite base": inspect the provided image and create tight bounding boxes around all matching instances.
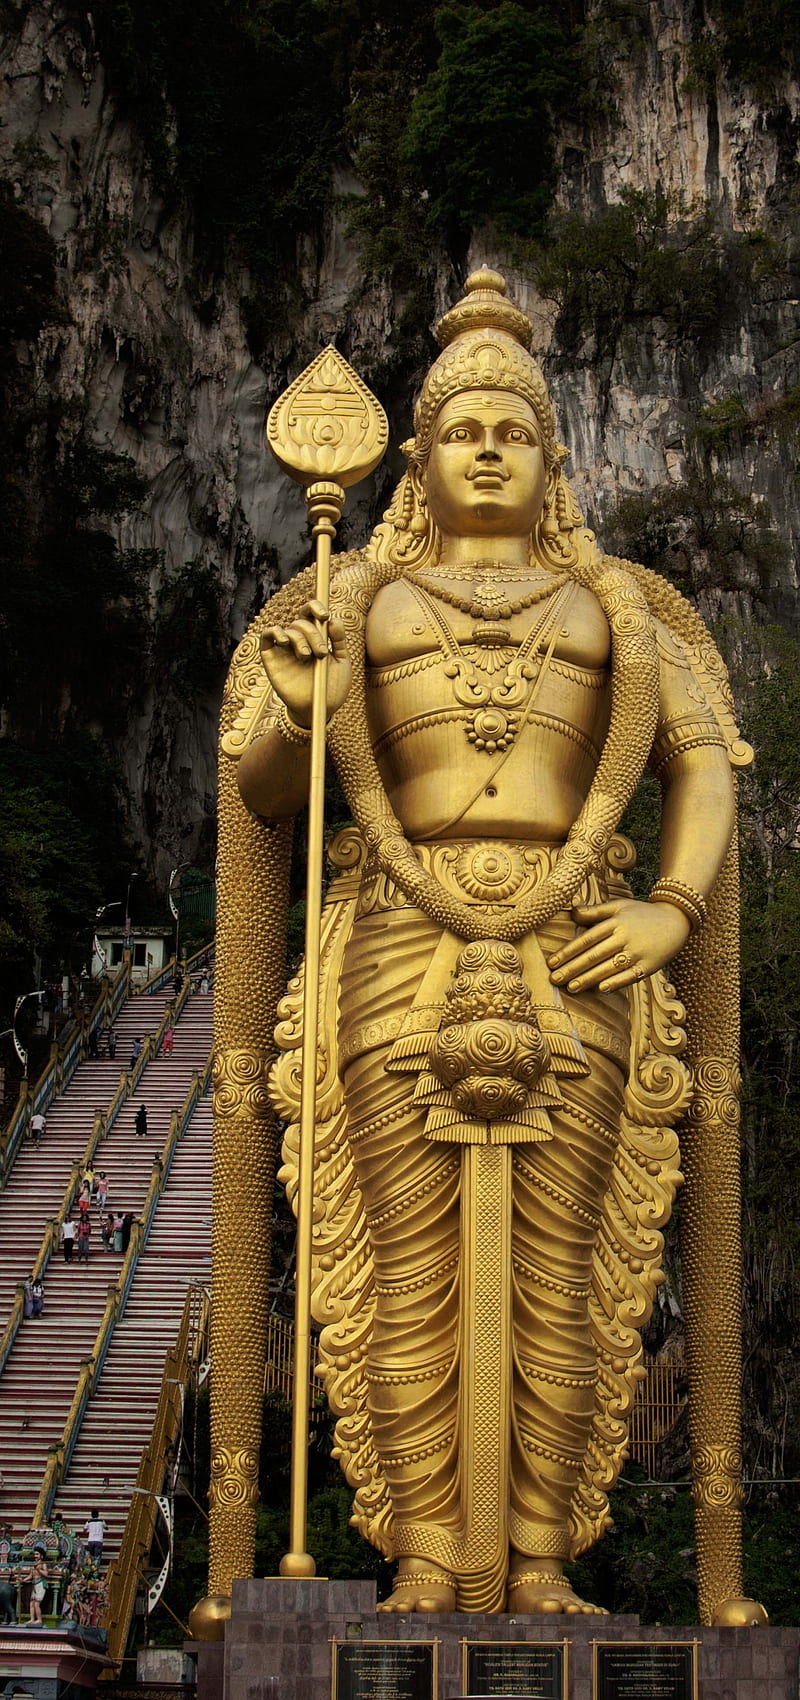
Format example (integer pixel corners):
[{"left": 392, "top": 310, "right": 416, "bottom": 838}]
[{"left": 187, "top": 1579, "right": 800, "bottom": 1700}]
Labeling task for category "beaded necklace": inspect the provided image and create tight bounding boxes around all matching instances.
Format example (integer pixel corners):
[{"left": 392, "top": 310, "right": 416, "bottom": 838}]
[
  {"left": 413, "top": 570, "right": 561, "bottom": 625},
  {"left": 407, "top": 579, "right": 572, "bottom": 754}
]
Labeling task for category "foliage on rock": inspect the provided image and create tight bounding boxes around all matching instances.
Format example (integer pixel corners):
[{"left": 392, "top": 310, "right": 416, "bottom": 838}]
[
  {"left": 0, "top": 735, "right": 141, "bottom": 1009},
  {"left": 603, "top": 472, "right": 787, "bottom": 606},
  {"left": 533, "top": 190, "right": 780, "bottom": 383},
  {"left": 689, "top": 0, "right": 800, "bottom": 99}
]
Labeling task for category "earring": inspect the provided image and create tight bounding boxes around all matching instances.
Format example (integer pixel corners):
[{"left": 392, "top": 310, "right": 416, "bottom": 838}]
[
  {"left": 408, "top": 473, "right": 428, "bottom": 535},
  {"left": 540, "top": 478, "right": 559, "bottom": 541}
]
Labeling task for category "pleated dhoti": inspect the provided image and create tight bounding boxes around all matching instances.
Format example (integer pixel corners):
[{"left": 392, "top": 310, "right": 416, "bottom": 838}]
[{"left": 338, "top": 882, "right": 629, "bottom": 1607}]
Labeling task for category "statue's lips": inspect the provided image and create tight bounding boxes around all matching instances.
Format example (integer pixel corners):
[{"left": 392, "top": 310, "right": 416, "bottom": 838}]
[{"left": 469, "top": 472, "right": 509, "bottom": 488}]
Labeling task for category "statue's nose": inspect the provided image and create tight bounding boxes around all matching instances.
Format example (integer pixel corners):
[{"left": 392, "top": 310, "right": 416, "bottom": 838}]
[{"left": 476, "top": 430, "right": 501, "bottom": 460}]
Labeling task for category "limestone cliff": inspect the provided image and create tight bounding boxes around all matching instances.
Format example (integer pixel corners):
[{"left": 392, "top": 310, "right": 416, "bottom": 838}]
[{"left": 1, "top": 0, "right": 798, "bottom": 873}]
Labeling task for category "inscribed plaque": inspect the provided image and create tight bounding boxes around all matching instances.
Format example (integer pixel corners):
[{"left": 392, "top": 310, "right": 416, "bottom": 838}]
[
  {"left": 463, "top": 1640, "right": 566, "bottom": 1700},
  {"left": 593, "top": 1641, "right": 697, "bottom": 1700},
  {"left": 332, "top": 1639, "right": 436, "bottom": 1700}
]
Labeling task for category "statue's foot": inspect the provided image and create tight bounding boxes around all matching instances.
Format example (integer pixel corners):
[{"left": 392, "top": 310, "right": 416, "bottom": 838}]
[
  {"left": 711, "top": 1597, "right": 769, "bottom": 1627},
  {"left": 378, "top": 1560, "right": 456, "bottom": 1614},
  {"left": 507, "top": 1567, "right": 608, "bottom": 1616}
]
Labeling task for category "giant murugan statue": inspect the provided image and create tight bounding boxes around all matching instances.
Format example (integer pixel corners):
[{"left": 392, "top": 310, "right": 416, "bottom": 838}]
[{"left": 206, "top": 272, "right": 766, "bottom": 1627}]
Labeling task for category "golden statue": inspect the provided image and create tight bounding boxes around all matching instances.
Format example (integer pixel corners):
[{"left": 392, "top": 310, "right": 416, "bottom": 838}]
[{"left": 204, "top": 271, "right": 767, "bottom": 1630}]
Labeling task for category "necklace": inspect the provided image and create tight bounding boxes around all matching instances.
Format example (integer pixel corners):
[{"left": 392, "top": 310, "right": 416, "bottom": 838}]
[
  {"left": 408, "top": 580, "right": 571, "bottom": 753},
  {"left": 420, "top": 556, "right": 549, "bottom": 582},
  {"left": 415, "top": 571, "right": 560, "bottom": 624}
]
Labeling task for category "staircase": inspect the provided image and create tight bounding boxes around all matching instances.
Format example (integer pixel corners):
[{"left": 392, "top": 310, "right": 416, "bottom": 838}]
[{"left": 0, "top": 983, "right": 212, "bottom": 1561}]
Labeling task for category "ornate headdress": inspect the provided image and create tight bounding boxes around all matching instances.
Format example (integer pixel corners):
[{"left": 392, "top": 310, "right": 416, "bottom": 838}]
[{"left": 408, "top": 268, "right": 564, "bottom": 479}]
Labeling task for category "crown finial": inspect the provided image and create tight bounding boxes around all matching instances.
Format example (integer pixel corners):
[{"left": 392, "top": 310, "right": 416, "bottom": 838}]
[
  {"left": 436, "top": 269, "right": 533, "bottom": 352},
  {"left": 465, "top": 268, "right": 507, "bottom": 295}
]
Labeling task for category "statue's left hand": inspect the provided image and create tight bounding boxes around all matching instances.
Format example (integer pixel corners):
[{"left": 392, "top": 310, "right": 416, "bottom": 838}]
[{"left": 547, "top": 898, "right": 691, "bottom": 994}]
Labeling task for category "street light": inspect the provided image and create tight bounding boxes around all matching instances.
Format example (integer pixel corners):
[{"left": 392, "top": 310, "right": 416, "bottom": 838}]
[
  {"left": 13, "top": 990, "right": 46, "bottom": 1076},
  {"left": 124, "top": 873, "right": 138, "bottom": 937},
  {"left": 168, "top": 864, "right": 191, "bottom": 967},
  {"left": 94, "top": 901, "right": 123, "bottom": 973}
]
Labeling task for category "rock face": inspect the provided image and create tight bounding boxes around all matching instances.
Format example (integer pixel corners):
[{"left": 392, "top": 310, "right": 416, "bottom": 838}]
[{"left": 1, "top": 0, "right": 798, "bottom": 873}]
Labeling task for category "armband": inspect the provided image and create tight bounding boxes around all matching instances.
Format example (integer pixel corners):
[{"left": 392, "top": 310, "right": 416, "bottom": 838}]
[{"left": 650, "top": 712, "right": 725, "bottom": 778}]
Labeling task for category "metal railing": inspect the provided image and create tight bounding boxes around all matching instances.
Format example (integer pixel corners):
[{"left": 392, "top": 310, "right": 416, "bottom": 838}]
[
  {"left": 0, "top": 979, "right": 200, "bottom": 1373},
  {"left": 1, "top": 962, "right": 131, "bottom": 1189},
  {"left": 31, "top": 1053, "right": 212, "bottom": 1526},
  {"left": 628, "top": 1345, "right": 686, "bottom": 1473},
  {"left": 0, "top": 988, "right": 203, "bottom": 1381},
  {"left": 135, "top": 941, "right": 215, "bottom": 998},
  {"left": 264, "top": 1313, "right": 322, "bottom": 1409},
  {"left": 104, "top": 1283, "right": 210, "bottom": 1668}
]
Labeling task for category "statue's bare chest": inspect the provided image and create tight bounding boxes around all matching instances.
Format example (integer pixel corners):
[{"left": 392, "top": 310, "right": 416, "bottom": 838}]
[{"left": 365, "top": 576, "right": 612, "bottom": 671}]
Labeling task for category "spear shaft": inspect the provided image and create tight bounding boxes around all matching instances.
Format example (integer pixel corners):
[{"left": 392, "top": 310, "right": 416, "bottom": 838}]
[
  {"left": 280, "top": 485, "right": 341, "bottom": 1577},
  {"left": 265, "top": 349, "right": 387, "bottom": 1578}
]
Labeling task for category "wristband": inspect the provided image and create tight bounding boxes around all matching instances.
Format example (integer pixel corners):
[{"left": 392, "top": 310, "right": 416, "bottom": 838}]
[
  {"left": 276, "top": 699, "right": 313, "bottom": 747},
  {"left": 648, "top": 877, "right": 708, "bottom": 932}
]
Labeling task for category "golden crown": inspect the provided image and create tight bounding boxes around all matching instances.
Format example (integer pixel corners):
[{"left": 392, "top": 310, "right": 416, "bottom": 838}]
[{"left": 411, "top": 269, "right": 559, "bottom": 472}]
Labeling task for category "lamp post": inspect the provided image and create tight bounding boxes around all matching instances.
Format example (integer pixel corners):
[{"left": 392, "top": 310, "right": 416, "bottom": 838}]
[
  {"left": 168, "top": 865, "right": 190, "bottom": 969},
  {"left": 93, "top": 901, "right": 123, "bottom": 975},
  {"left": 124, "top": 873, "right": 138, "bottom": 946},
  {"left": 0, "top": 1026, "right": 14, "bottom": 1107},
  {"left": 12, "top": 990, "right": 46, "bottom": 1077}
]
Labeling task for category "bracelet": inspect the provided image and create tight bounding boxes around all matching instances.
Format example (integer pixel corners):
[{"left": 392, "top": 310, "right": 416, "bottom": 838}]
[
  {"left": 275, "top": 699, "right": 313, "bottom": 747},
  {"left": 648, "top": 877, "right": 708, "bottom": 932}
]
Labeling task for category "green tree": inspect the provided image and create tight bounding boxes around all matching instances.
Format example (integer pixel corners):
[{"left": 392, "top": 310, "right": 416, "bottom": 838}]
[
  {"left": 602, "top": 472, "right": 786, "bottom": 605},
  {"left": 533, "top": 191, "right": 777, "bottom": 404},
  {"left": 0, "top": 438, "right": 153, "bottom": 731},
  {"left": 402, "top": 1, "right": 571, "bottom": 243},
  {"left": 0, "top": 178, "right": 65, "bottom": 346},
  {"left": 0, "top": 734, "right": 142, "bottom": 1015}
]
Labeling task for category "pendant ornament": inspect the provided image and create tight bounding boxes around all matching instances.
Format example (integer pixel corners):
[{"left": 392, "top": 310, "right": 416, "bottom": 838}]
[
  {"left": 414, "top": 567, "right": 561, "bottom": 623},
  {"left": 410, "top": 579, "right": 571, "bottom": 754}
]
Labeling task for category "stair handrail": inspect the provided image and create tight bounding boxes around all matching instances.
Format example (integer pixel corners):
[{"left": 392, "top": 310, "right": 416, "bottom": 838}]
[
  {"left": 183, "top": 940, "right": 215, "bottom": 976},
  {"left": 104, "top": 1283, "right": 210, "bottom": 1668},
  {"left": 0, "top": 960, "right": 131, "bottom": 1189},
  {"left": 30, "top": 1059, "right": 212, "bottom": 1522},
  {"left": 136, "top": 957, "right": 177, "bottom": 996},
  {"left": 136, "top": 940, "right": 215, "bottom": 998},
  {"left": 0, "top": 1028, "right": 174, "bottom": 1378}
]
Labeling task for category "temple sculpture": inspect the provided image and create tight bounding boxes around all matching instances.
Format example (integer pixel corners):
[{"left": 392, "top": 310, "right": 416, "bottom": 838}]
[{"left": 201, "top": 270, "right": 767, "bottom": 1630}]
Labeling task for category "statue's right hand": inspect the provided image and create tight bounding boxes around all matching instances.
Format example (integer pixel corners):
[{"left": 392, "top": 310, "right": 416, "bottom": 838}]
[{"left": 260, "top": 600, "right": 352, "bottom": 729}]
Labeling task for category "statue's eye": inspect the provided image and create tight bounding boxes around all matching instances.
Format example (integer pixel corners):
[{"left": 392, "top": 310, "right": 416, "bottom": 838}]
[
  {"left": 444, "top": 426, "right": 471, "bottom": 442},
  {"left": 506, "top": 428, "right": 531, "bottom": 443}
]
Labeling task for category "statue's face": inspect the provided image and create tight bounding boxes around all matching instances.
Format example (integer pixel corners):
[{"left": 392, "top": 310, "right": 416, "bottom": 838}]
[{"left": 423, "top": 391, "right": 546, "bottom": 539}]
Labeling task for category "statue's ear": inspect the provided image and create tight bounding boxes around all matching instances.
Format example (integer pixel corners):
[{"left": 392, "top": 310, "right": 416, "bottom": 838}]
[
  {"left": 403, "top": 454, "right": 431, "bottom": 536},
  {"left": 406, "top": 456, "right": 426, "bottom": 504},
  {"left": 540, "top": 467, "right": 560, "bottom": 539}
]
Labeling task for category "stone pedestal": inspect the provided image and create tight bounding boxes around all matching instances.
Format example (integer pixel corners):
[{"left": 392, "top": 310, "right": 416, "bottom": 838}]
[{"left": 190, "top": 1579, "right": 800, "bottom": 1700}]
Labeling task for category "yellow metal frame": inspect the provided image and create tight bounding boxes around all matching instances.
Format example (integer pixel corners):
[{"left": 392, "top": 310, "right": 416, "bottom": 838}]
[
  {"left": 461, "top": 1638, "right": 568, "bottom": 1700},
  {"left": 104, "top": 1283, "right": 211, "bottom": 1668}
]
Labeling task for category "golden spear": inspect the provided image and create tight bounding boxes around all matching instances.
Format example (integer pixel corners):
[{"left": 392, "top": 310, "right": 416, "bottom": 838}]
[{"left": 266, "top": 347, "right": 387, "bottom": 1576}]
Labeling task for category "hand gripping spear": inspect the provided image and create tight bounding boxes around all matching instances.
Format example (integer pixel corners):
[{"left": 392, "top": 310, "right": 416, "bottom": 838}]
[{"left": 266, "top": 348, "right": 388, "bottom": 1578}]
